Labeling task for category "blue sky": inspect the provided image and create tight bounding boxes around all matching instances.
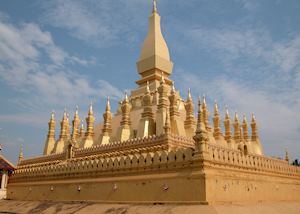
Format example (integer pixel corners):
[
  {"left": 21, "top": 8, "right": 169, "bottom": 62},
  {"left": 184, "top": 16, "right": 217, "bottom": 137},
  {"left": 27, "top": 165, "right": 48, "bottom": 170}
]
[{"left": 0, "top": 0, "right": 299, "bottom": 164}]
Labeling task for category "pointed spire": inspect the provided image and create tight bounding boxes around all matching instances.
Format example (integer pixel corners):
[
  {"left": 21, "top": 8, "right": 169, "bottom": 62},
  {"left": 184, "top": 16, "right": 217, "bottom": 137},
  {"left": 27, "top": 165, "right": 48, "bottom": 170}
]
[
  {"left": 106, "top": 97, "right": 111, "bottom": 112},
  {"left": 233, "top": 112, "right": 240, "bottom": 142},
  {"left": 193, "top": 97, "right": 208, "bottom": 144},
  {"left": 169, "top": 81, "right": 179, "bottom": 119},
  {"left": 79, "top": 120, "right": 85, "bottom": 138},
  {"left": 251, "top": 113, "right": 258, "bottom": 141},
  {"left": 214, "top": 100, "right": 219, "bottom": 114},
  {"left": 152, "top": 0, "right": 157, "bottom": 13},
  {"left": 184, "top": 89, "right": 196, "bottom": 130},
  {"left": 164, "top": 110, "right": 171, "bottom": 134},
  {"left": 239, "top": 127, "right": 243, "bottom": 143},
  {"left": 89, "top": 101, "right": 93, "bottom": 114},
  {"left": 242, "top": 114, "right": 249, "bottom": 141},
  {"left": 224, "top": 106, "right": 232, "bottom": 142},
  {"left": 202, "top": 95, "right": 211, "bottom": 131},
  {"left": 213, "top": 100, "right": 222, "bottom": 139},
  {"left": 18, "top": 144, "right": 23, "bottom": 164},
  {"left": 44, "top": 111, "right": 56, "bottom": 155},
  {"left": 120, "top": 92, "right": 131, "bottom": 128},
  {"left": 59, "top": 109, "right": 68, "bottom": 140},
  {"left": 71, "top": 106, "right": 81, "bottom": 141},
  {"left": 85, "top": 102, "right": 95, "bottom": 139},
  {"left": 285, "top": 148, "right": 289, "bottom": 162},
  {"left": 51, "top": 110, "right": 55, "bottom": 120},
  {"left": 102, "top": 97, "right": 112, "bottom": 136},
  {"left": 187, "top": 88, "right": 192, "bottom": 101},
  {"left": 225, "top": 106, "right": 230, "bottom": 120}
]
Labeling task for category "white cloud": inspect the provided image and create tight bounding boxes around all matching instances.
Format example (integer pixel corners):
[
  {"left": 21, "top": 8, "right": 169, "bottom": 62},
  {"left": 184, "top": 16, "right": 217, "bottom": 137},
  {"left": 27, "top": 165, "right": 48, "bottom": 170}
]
[
  {"left": 0, "top": 17, "right": 122, "bottom": 110},
  {"left": 174, "top": 70, "right": 300, "bottom": 160},
  {"left": 41, "top": 0, "right": 149, "bottom": 46}
]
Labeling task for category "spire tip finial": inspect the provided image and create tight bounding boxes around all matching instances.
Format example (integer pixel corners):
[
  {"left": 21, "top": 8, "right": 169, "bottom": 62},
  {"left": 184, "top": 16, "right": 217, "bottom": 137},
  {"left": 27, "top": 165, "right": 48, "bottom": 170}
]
[{"left": 152, "top": 0, "right": 157, "bottom": 13}]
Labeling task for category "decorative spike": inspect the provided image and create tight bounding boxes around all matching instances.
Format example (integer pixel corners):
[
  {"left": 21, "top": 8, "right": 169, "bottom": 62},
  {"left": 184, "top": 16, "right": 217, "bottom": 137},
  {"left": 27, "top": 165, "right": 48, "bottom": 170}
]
[
  {"left": 213, "top": 101, "right": 222, "bottom": 139},
  {"left": 233, "top": 112, "right": 240, "bottom": 142},
  {"left": 225, "top": 106, "right": 230, "bottom": 120},
  {"left": 242, "top": 114, "right": 249, "bottom": 141},
  {"left": 102, "top": 97, "right": 112, "bottom": 136},
  {"left": 251, "top": 113, "right": 258, "bottom": 141},
  {"left": 89, "top": 101, "right": 93, "bottom": 114},
  {"left": 193, "top": 97, "right": 208, "bottom": 144},
  {"left": 224, "top": 107, "right": 232, "bottom": 142},
  {"left": 51, "top": 110, "right": 55, "bottom": 120},
  {"left": 285, "top": 148, "right": 289, "bottom": 162},
  {"left": 187, "top": 88, "right": 192, "bottom": 101},
  {"left": 106, "top": 97, "right": 111, "bottom": 112},
  {"left": 18, "top": 144, "right": 23, "bottom": 164},
  {"left": 214, "top": 100, "right": 219, "bottom": 114},
  {"left": 120, "top": 92, "right": 131, "bottom": 128},
  {"left": 239, "top": 127, "right": 243, "bottom": 142},
  {"left": 152, "top": 0, "right": 157, "bottom": 13},
  {"left": 202, "top": 95, "right": 207, "bottom": 107},
  {"left": 79, "top": 120, "right": 85, "bottom": 138},
  {"left": 202, "top": 95, "right": 211, "bottom": 131},
  {"left": 164, "top": 110, "right": 171, "bottom": 134},
  {"left": 85, "top": 103, "right": 95, "bottom": 138},
  {"left": 184, "top": 89, "right": 196, "bottom": 130},
  {"left": 71, "top": 106, "right": 81, "bottom": 141},
  {"left": 124, "top": 92, "right": 129, "bottom": 102}
]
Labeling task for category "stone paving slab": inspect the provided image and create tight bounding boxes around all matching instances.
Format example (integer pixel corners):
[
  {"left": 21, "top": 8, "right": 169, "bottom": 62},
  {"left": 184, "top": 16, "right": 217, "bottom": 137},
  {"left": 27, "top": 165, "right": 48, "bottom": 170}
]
[{"left": 0, "top": 200, "right": 299, "bottom": 214}]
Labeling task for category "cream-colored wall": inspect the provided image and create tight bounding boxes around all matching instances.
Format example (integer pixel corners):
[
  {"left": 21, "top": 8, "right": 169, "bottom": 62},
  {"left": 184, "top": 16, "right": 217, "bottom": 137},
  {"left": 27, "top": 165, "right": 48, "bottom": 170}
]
[
  {"left": 205, "top": 169, "right": 300, "bottom": 203},
  {"left": 7, "top": 172, "right": 206, "bottom": 203}
]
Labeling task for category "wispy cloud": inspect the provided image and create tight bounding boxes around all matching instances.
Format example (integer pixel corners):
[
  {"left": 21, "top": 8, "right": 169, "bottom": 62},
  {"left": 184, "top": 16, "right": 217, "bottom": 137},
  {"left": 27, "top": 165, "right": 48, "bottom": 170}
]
[
  {"left": 0, "top": 16, "right": 122, "bottom": 111},
  {"left": 41, "top": 0, "right": 149, "bottom": 47}
]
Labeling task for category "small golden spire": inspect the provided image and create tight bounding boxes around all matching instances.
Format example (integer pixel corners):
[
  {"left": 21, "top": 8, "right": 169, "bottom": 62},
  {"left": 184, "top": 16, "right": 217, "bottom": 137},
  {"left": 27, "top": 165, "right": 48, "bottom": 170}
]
[
  {"left": 187, "top": 88, "right": 192, "bottom": 101},
  {"left": 239, "top": 127, "right": 243, "bottom": 142},
  {"left": 79, "top": 120, "right": 85, "bottom": 137},
  {"left": 184, "top": 89, "right": 196, "bottom": 130},
  {"left": 242, "top": 114, "right": 249, "bottom": 141},
  {"left": 124, "top": 92, "right": 129, "bottom": 102},
  {"left": 202, "top": 95, "right": 211, "bottom": 131},
  {"left": 224, "top": 106, "right": 232, "bottom": 142},
  {"left": 233, "top": 112, "right": 240, "bottom": 142},
  {"left": 71, "top": 106, "right": 81, "bottom": 141},
  {"left": 193, "top": 97, "right": 208, "bottom": 144},
  {"left": 89, "top": 101, "right": 93, "bottom": 114},
  {"left": 164, "top": 110, "right": 171, "bottom": 134},
  {"left": 18, "top": 144, "right": 23, "bottom": 164},
  {"left": 213, "top": 100, "right": 221, "bottom": 139},
  {"left": 285, "top": 148, "right": 289, "bottom": 162},
  {"left": 75, "top": 105, "right": 79, "bottom": 115},
  {"left": 51, "top": 110, "right": 55, "bottom": 120},
  {"left": 85, "top": 102, "right": 95, "bottom": 138},
  {"left": 214, "top": 100, "right": 219, "bottom": 114},
  {"left": 106, "top": 97, "right": 111, "bottom": 112},
  {"left": 225, "top": 106, "right": 230, "bottom": 120},
  {"left": 251, "top": 113, "right": 258, "bottom": 141}
]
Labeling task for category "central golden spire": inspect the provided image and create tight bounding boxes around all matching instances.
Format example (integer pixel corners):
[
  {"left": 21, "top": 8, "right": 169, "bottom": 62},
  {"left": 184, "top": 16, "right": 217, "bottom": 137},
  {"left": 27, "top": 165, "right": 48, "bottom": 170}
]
[{"left": 135, "top": 0, "right": 173, "bottom": 89}]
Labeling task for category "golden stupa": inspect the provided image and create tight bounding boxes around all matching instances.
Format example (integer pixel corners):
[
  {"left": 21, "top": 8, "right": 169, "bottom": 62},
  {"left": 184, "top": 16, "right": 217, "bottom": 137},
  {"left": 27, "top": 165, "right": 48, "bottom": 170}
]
[{"left": 7, "top": 1, "right": 300, "bottom": 204}]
